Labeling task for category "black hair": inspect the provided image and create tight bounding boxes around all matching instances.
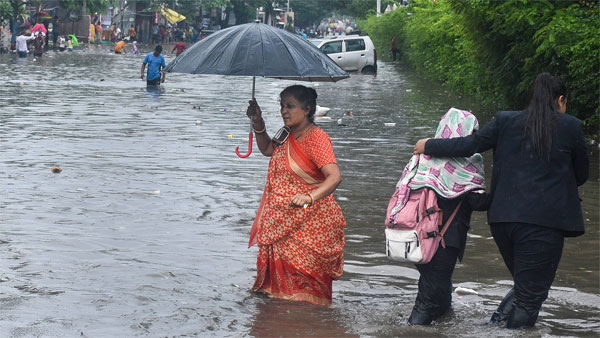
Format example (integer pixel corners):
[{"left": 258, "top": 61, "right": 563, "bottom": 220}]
[
  {"left": 280, "top": 85, "right": 318, "bottom": 122},
  {"left": 155, "top": 45, "right": 163, "bottom": 53},
  {"left": 524, "top": 72, "right": 567, "bottom": 159}
]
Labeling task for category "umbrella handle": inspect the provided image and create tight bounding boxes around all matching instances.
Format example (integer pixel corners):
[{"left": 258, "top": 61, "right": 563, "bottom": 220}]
[{"left": 235, "top": 132, "right": 253, "bottom": 158}]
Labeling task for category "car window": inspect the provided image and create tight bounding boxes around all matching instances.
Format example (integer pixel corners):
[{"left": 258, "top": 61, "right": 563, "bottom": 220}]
[
  {"left": 320, "top": 41, "right": 342, "bottom": 54},
  {"left": 310, "top": 40, "right": 322, "bottom": 46},
  {"left": 345, "top": 39, "right": 365, "bottom": 52}
]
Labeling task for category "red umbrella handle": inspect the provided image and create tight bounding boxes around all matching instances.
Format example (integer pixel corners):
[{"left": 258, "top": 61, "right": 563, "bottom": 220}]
[{"left": 235, "top": 132, "right": 253, "bottom": 158}]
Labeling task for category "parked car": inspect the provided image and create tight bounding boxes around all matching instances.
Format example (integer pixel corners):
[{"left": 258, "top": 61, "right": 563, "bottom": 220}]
[
  {"left": 317, "top": 35, "right": 377, "bottom": 74},
  {"left": 309, "top": 39, "right": 323, "bottom": 47}
]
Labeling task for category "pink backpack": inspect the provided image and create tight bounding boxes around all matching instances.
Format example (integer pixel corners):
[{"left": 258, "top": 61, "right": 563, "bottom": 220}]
[{"left": 385, "top": 188, "right": 462, "bottom": 264}]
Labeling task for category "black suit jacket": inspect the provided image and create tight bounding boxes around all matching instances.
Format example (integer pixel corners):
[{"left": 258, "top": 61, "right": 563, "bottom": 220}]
[{"left": 426, "top": 111, "right": 589, "bottom": 236}]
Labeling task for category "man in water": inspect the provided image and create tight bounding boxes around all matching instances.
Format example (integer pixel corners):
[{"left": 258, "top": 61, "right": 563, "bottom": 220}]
[
  {"left": 141, "top": 45, "right": 166, "bottom": 87},
  {"left": 171, "top": 37, "right": 186, "bottom": 56},
  {"left": 114, "top": 39, "right": 127, "bottom": 54},
  {"left": 15, "top": 31, "right": 35, "bottom": 57}
]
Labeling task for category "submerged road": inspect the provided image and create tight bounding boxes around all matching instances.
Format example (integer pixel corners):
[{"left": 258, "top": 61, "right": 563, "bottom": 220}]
[{"left": 0, "top": 46, "right": 598, "bottom": 337}]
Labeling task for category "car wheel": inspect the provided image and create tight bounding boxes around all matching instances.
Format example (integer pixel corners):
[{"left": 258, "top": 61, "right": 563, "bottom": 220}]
[{"left": 361, "top": 65, "right": 377, "bottom": 74}]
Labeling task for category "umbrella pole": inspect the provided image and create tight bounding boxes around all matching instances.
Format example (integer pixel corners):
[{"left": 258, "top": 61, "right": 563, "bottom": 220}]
[{"left": 235, "top": 77, "right": 256, "bottom": 158}]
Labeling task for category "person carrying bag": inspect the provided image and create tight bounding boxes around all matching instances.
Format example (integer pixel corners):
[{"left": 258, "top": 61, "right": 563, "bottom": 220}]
[{"left": 386, "top": 108, "right": 489, "bottom": 325}]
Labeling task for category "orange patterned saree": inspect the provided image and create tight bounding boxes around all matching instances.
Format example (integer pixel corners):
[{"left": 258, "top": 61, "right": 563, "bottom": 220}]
[{"left": 249, "top": 128, "right": 346, "bottom": 305}]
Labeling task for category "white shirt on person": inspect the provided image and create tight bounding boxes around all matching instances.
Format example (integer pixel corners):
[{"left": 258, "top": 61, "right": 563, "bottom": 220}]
[{"left": 16, "top": 34, "right": 34, "bottom": 52}]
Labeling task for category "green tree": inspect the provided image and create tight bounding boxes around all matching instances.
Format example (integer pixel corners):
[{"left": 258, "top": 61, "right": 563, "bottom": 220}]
[
  {"left": 360, "top": 0, "right": 599, "bottom": 131},
  {"left": 59, "top": 0, "right": 117, "bottom": 15}
]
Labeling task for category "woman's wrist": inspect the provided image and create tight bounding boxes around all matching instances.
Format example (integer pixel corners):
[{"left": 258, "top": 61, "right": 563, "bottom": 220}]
[
  {"left": 252, "top": 118, "right": 265, "bottom": 133},
  {"left": 253, "top": 124, "right": 266, "bottom": 134}
]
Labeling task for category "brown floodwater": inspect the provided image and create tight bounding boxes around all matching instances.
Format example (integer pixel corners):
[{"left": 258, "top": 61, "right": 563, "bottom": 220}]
[{"left": 0, "top": 44, "right": 598, "bottom": 337}]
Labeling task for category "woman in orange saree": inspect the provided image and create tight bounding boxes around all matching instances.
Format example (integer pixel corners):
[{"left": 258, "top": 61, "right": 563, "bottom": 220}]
[{"left": 246, "top": 85, "right": 346, "bottom": 306}]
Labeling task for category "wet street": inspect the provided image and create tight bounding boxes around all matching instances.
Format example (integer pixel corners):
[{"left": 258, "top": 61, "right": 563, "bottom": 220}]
[{"left": 1, "top": 45, "right": 598, "bottom": 337}]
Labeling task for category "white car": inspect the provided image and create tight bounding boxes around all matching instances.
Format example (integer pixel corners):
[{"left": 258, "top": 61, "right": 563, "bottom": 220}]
[{"left": 317, "top": 35, "right": 377, "bottom": 74}]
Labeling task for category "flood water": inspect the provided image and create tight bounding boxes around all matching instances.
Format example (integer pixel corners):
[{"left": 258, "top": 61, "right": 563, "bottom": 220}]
[{"left": 1, "top": 45, "right": 598, "bottom": 337}]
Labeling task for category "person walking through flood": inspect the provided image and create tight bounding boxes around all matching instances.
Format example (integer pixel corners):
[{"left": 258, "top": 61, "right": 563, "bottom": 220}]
[
  {"left": 390, "top": 36, "right": 399, "bottom": 62},
  {"left": 171, "top": 37, "right": 186, "bottom": 56},
  {"left": 66, "top": 36, "right": 73, "bottom": 51},
  {"left": 15, "top": 31, "right": 35, "bottom": 57},
  {"left": 58, "top": 35, "right": 65, "bottom": 51},
  {"left": 413, "top": 73, "right": 589, "bottom": 328},
  {"left": 399, "top": 108, "right": 489, "bottom": 325},
  {"left": 141, "top": 45, "right": 166, "bottom": 87},
  {"left": 33, "top": 32, "right": 44, "bottom": 57},
  {"left": 246, "top": 85, "right": 346, "bottom": 305},
  {"left": 128, "top": 25, "right": 136, "bottom": 41}
]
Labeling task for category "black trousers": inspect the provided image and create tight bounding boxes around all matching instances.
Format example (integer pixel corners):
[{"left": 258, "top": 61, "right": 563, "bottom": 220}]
[
  {"left": 490, "top": 222, "right": 564, "bottom": 328},
  {"left": 408, "top": 246, "right": 459, "bottom": 325}
]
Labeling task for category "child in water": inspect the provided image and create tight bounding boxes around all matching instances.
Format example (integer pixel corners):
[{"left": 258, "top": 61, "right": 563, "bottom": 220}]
[
  {"left": 66, "top": 36, "right": 73, "bottom": 51},
  {"left": 58, "top": 35, "right": 65, "bottom": 52},
  {"left": 132, "top": 40, "right": 139, "bottom": 55}
]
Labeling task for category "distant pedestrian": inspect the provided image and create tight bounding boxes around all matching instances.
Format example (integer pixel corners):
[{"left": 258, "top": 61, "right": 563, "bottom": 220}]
[
  {"left": 58, "top": 35, "right": 65, "bottom": 51},
  {"left": 96, "top": 24, "right": 103, "bottom": 45},
  {"left": 114, "top": 39, "right": 127, "bottom": 54},
  {"left": 132, "top": 40, "right": 139, "bottom": 55},
  {"left": 66, "top": 36, "right": 73, "bottom": 51},
  {"left": 128, "top": 25, "right": 136, "bottom": 41},
  {"left": 152, "top": 25, "right": 160, "bottom": 44},
  {"left": 16, "top": 31, "right": 35, "bottom": 57},
  {"left": 171, "top": 37, "right": 186, "bottom": 56},
  {"left": 52, "top": 15, "right": 60, "bottom": 47},
  {"left": 141, "top": 45, "right": 166, "bottom": 87},
  {"left": 390, "top": 36, "right": 399, "bottom": 61},
  {"left": 33, "top": 32, "right": 44, "bottom": 57}
]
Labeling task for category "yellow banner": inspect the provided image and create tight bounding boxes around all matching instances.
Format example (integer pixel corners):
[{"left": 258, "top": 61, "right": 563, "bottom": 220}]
[{"left": 160, "top": 8, "right": 186, "bottom": 24}]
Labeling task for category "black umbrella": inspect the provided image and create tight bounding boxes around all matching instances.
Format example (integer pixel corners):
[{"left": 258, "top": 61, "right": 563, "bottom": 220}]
[{"left": 164, "top": 21, "right": 349, "bottom": 157}]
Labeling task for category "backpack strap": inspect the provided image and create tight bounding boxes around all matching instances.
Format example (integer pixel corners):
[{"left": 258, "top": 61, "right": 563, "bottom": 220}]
[{"left": 439, "top": 199, "right": 463, "bottom": 249}]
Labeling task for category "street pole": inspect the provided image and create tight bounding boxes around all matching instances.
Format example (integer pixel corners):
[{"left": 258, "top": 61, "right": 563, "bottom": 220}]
[{"left": 377, "top": 0, "right": 381, "bottom": 17}]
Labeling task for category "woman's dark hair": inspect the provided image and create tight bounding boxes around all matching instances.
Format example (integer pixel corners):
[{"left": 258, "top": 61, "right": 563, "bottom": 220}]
[
  {"left": 280, "top": 85, "right": 318, "bottom": 122},
  {"left": 524, "top": 72, "right": 567, "bottom": 158}
]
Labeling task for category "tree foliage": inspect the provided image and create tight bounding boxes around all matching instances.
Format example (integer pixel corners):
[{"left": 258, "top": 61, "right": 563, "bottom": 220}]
[
  {"left": 359, "top": 0, "right": 599, "bottom": 131},
  {"left": 59, "top": 0, "right": 117, "bottom": 15}
]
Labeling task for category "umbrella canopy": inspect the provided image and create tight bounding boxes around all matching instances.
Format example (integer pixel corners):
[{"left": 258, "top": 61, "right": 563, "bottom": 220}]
[
  {"left": 33, "top": 12, "right": 52, "bottom": 20},
  {"left": 31, "top": 23, "right": 47, "bottom": 34},
  {"left": 164, "top": 22, "right": 349, "bottom": 82}
]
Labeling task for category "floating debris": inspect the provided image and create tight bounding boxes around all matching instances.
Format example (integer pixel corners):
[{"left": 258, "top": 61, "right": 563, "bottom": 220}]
[
  {"left": 384, "top": 122, "right": 396, "bottom": 127},
  {"left": 228, "top": 134, "right": 234, "bottom": 138},
  {"left": 315, "top": 105, "right": 330, "bottom": 117},
  {"left": 455, "top": 287, "right": 478, "bottom": 295},
  {"left": 195, "top": 120, "right": 203, "bottom": 125},
  {"left": 51, "top": 166, "right": 62, "bottom": 174},
  {"left": 151, "top": 190, "right": 160, "bottom": 195}
]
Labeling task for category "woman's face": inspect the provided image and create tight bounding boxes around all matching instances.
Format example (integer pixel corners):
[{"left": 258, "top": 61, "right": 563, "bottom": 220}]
[{"left": 280, "top": 94, "right": 309, "bottom": 129}]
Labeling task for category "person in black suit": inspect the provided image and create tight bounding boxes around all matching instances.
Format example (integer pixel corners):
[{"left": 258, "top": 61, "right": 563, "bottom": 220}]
[{"left": 413, "top": 73, "right": 589, "bottom": 328}]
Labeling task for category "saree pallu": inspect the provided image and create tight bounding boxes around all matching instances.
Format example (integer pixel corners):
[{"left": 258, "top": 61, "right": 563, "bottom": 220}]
[{"left": 249, "top": 128, "right": 346, "bottom": 305}]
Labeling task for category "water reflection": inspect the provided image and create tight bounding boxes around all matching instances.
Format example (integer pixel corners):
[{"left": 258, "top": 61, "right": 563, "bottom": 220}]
[{"left": 248, "top": 298, "right": 359, "bottom": 337}]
